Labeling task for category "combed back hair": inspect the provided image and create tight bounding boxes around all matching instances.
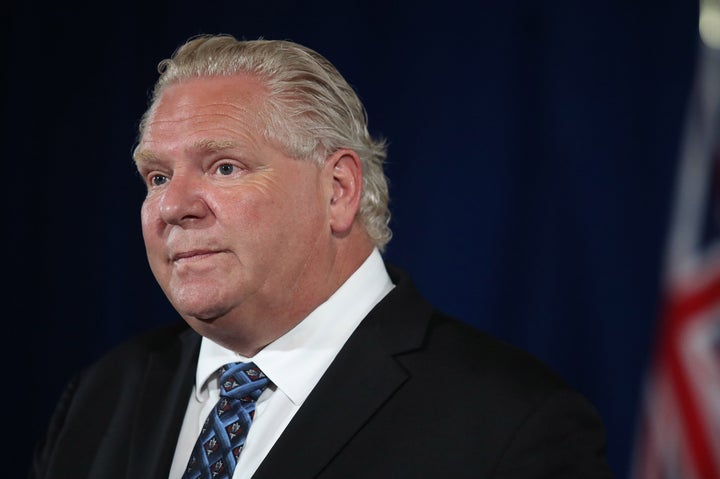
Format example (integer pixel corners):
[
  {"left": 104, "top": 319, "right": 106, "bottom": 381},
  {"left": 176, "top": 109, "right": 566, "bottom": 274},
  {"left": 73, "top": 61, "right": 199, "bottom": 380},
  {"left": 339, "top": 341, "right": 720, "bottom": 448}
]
[{"left": 136, "top": 34, "right": 392, "bottom": 250}]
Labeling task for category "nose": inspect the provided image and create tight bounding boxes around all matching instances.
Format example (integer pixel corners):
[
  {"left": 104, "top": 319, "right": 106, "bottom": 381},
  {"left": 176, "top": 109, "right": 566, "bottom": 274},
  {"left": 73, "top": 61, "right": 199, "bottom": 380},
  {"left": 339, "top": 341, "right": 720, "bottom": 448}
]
[{"left": 158, "top": 172, "right": 210, "bottom": 226}]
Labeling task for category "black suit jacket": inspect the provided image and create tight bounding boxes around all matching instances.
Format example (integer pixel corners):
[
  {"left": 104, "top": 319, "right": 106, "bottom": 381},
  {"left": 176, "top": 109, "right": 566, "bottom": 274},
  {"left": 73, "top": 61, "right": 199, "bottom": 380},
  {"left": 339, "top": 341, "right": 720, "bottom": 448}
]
[{"left": 30, "top": 265, "right": 613, "bottom": 478}]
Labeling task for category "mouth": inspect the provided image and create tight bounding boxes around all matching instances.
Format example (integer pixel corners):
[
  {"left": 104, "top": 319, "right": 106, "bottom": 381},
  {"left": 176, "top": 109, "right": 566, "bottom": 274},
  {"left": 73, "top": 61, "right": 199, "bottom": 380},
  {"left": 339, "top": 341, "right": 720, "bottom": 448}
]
[{"left": 171, "top": 250, "right": 223, "bottom": 263}]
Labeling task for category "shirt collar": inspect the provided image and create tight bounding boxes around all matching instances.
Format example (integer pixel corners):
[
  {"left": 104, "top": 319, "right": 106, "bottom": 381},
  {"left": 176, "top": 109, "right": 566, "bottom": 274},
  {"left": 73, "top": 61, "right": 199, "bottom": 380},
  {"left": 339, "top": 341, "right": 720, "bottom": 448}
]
[{"left": 194, "top": 248, "right": 394, "bottom": 405}]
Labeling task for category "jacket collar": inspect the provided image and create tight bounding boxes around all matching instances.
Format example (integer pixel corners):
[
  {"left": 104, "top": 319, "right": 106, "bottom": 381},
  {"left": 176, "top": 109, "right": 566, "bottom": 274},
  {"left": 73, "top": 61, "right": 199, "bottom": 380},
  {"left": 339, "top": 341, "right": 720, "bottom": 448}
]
[{"left": 253, "top": 263, "right": 433, "bottom": 478}]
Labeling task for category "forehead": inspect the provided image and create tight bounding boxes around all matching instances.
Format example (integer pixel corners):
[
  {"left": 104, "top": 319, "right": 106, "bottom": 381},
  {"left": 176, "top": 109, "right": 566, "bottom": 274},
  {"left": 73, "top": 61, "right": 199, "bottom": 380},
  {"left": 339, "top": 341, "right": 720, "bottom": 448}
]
[
  {"left": 138, "top": 74, "right": 270, "bottom": 152},
  {"left": 159, "top": 73, "right": 268, "bottom": 109}
]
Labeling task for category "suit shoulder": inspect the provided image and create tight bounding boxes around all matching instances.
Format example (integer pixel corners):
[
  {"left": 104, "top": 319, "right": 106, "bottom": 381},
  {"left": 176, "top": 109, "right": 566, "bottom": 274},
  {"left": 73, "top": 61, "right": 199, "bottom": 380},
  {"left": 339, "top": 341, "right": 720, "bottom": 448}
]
[
  {"left": 380, "top": 265, "right": 569, "bottom": 399},
  {"left": 411, "top": 310, "right": 569, "bottom": 399},
  {"left": 83, "top": 321, "right": 196, "bottom": 377}
]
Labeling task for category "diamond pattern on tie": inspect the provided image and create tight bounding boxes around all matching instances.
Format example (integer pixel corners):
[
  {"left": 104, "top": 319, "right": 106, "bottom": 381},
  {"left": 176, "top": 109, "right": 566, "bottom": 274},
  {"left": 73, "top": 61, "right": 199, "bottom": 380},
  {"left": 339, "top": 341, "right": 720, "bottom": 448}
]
[{"left": 182, "top": 362, "right": 270, "bottom": 479}]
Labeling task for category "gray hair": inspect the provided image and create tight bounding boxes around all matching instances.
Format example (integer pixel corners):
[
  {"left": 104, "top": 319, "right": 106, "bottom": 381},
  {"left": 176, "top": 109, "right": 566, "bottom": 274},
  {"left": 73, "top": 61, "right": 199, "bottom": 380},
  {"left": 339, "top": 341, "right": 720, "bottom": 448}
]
[{"left": 137, "top": 34, "right": 392, "bottom": 250}]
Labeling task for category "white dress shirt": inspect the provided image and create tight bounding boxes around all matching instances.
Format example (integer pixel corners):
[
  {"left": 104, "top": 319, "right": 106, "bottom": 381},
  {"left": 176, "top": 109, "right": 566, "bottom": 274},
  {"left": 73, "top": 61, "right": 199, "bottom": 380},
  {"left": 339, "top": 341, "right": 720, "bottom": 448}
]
[{"left": 168, "top": 248, "right": 395, "bottom": 479}]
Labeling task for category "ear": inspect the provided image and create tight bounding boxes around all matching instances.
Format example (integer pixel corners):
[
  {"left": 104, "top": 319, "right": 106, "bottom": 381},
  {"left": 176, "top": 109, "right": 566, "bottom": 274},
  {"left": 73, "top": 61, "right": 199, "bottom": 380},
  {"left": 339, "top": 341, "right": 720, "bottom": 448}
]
[{"left": 325, "top": 148, "right": 363, "bottom": 235}]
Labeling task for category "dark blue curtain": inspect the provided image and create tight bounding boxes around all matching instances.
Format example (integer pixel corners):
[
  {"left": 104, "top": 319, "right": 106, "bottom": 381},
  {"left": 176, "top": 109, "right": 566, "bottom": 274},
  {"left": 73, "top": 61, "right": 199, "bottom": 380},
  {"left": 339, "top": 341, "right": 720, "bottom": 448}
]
[{"left": 6, "top": 1, "right": 698, "bottom": 477}]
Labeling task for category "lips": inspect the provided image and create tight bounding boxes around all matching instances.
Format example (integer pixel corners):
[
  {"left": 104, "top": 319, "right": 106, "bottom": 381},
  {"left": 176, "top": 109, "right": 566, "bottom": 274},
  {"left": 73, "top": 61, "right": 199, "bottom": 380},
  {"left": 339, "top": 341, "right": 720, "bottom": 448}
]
[{"left": 171, "top": 250, "right": 221, "bottom": 262}]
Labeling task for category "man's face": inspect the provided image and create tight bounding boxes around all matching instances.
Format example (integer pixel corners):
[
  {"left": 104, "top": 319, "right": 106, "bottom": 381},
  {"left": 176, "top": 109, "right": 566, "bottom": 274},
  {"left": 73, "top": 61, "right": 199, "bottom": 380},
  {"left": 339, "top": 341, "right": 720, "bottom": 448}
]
[{"left": 135, "top": 74, "right": 335, "bottom": 353}]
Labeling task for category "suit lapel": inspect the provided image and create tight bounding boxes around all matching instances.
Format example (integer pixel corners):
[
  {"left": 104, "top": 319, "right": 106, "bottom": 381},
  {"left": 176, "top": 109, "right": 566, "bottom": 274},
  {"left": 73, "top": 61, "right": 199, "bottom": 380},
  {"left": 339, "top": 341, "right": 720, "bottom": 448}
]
[
  {"left": 253, "top": 265, "right": 433, "bottom": 478},
  {"left": 126, "top": 326, "right": 200, "bottom": 479}
]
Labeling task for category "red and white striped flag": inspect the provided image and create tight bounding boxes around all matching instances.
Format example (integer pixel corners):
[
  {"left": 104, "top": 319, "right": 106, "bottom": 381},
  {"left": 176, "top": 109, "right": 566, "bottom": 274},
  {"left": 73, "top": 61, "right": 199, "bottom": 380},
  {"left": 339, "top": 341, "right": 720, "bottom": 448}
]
[{"left": 631, "top": 30, "right": 720, "bottom": 479}]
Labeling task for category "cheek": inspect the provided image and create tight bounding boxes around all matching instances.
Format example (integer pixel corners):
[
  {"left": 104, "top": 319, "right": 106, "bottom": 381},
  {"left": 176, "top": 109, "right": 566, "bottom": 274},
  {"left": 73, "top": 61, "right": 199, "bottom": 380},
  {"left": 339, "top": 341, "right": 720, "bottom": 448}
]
[
  {"left": 273, "top": 193, "right": 329, "bottom": 247},
  {"left": 140, "top": 214, "right": 171, "bottom": 285},
  {"left": 213, "top": 181, "right": 281, "bottom": 233},
  {"left": 140, "top": 200, "right": 163, "bottom": 250},
  {"left": 140, "top": 202, "right": 153, "bottom": 236}
]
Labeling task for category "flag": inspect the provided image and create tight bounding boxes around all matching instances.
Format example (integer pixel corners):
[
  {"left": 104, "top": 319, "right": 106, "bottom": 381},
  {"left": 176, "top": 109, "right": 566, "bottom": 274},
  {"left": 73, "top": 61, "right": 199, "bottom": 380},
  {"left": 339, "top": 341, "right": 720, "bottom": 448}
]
[{"left": 631, "top": 35, "right": 720, "bottom": 479}]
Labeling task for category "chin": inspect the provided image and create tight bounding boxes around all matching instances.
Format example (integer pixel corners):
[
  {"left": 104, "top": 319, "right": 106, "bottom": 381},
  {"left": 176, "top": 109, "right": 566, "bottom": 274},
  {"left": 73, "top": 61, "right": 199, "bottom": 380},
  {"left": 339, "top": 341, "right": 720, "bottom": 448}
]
[
  {"left": 168, "top": 285, "right": 235, "bottom": 319},
  {"left": 188, "top": 307, "right": 230, "bottom": 323},
  {"left": 174, "top": 299, "right": 233, "bottom": 323}
]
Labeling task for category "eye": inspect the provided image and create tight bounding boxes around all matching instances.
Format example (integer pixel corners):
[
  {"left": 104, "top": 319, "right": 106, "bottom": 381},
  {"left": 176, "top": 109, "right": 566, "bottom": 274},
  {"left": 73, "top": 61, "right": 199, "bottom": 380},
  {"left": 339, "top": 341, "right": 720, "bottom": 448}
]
[
  {"left": 151, "top": 174, "right": 169, "bottom": 186},
  {"left": 217, "top": 163, "right": 235, "bottom": 176}
]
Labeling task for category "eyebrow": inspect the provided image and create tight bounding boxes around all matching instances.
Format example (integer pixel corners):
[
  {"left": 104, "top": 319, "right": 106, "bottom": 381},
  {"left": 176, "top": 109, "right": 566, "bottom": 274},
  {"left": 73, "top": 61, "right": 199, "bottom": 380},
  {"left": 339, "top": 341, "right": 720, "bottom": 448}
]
[
  {"left": 133, "top": 149, "right": 159, "bottom": 166},
  {"left": 191, "top": 138, "right": 241, "bottom": 154},
  {"left": 133, "top": 139, "right": 241, "bottom": 167}
]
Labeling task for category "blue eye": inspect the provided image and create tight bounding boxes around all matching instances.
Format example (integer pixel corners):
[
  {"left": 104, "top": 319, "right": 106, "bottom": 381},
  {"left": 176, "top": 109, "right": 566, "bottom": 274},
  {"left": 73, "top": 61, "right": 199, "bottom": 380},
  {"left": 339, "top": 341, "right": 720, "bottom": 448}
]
[
  {"left": 151, "top": 174, "right": 168, "bottom": 186},
  {"left": 218, "top": 164, "right": 235, "bottom": 175}
]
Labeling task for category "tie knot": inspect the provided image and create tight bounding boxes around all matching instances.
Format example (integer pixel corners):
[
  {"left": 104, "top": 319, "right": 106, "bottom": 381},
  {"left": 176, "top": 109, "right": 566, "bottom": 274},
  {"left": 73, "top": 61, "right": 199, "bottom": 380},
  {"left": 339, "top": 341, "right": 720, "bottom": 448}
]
[{"left": 218, "top": 362, "right": 270, "bottom": 400}]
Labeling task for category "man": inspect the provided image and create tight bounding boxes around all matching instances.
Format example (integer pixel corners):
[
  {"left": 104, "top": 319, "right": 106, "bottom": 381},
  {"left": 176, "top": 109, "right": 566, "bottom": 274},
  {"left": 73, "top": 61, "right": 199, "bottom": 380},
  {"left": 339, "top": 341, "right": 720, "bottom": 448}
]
[{"left": 30, "top": 34, "right": 612, "bottom": 478}]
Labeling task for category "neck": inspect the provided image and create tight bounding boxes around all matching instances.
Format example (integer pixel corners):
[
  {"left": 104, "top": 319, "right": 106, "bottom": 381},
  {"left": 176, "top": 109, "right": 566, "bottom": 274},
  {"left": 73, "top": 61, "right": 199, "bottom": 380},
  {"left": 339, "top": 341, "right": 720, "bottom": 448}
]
[{"left": 192, "top": 234, "right": 376, "bottom": 356}]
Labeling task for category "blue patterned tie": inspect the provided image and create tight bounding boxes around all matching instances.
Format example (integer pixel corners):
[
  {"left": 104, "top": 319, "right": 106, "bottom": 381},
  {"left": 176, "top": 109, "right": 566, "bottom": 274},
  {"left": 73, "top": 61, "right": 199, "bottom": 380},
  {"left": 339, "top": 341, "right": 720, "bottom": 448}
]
[{"left": 182, "top": 362, "right": 270, "bottom": 479}]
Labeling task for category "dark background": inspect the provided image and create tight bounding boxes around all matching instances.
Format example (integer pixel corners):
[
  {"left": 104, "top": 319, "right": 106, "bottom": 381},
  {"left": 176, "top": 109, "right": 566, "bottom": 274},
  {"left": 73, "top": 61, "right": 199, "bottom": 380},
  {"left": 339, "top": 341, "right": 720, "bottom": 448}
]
[{"left": 5, "top": 1, "right": 701, "bottom": 477}]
